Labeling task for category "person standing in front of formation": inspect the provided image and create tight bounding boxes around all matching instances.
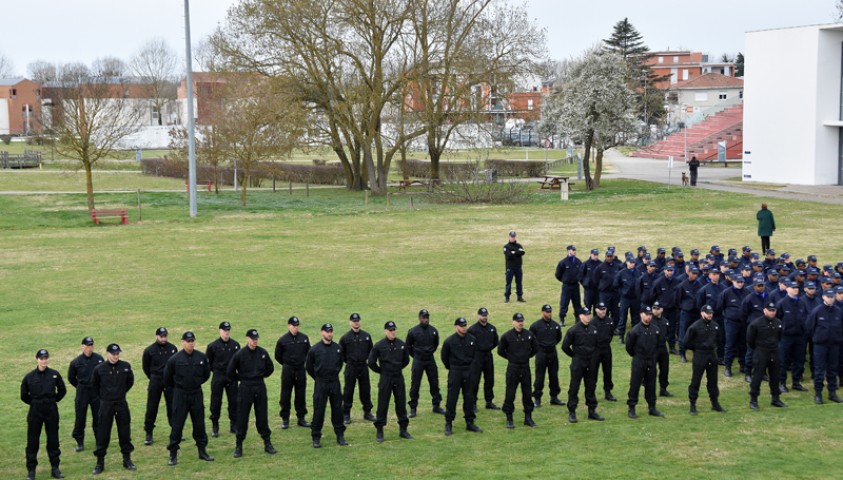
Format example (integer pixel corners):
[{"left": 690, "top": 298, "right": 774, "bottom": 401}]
[
  {"left": 469, "top": 307, "right": 500, "bottom": 412},
  {"left": 562, "top": 308, "right": 604, "bottom": 423},
  {"left": 21, "top": 349, "right": 67, "bottom": 480},
  {"left": 555, "top": 245, "right": 582, "bottom": 326},
  {"left": 441, "top": 318, "right": 482, "bottom": 436},
  {"left": 497, "top": 313, "right": 538, "bottom": 429},
  {"left": 530, "top": 304, "right": 564, "bottom": 408},
  {"left": 650, "top": 302, "right": 673, "bottom": 397},
  {"left": 504, "top": 231, "right": 526, "bottom": 303},
  {"left": 747, "top": 303, "right": 786, "bottom": 410},
  {"left": 406, "top": 309, "right": 445, "bottom": 417},
  {"left": 591, "top": 302, "right": 617, "bottom": 402},
  {"left": 67, "top": 336, "right": 103, "bottom": 453},
  {"left": 274, "top": 316, "right": 311, "bottom": 430},
  {"left": 684, "top": 306, "right": 726, "bottom": 415},
  {"left": 163, "top": 331, "right": 213, "bottom": 466},
  {"left": 340, "top": 313, "right": 375, "bottom": 424},
  {"left": 625, "top": 306, "right": 665, "bottom": 419},
  {"left": 368, "top": 321, "right": 412, "bottom": 442},
  {"left": 141, "top": 327, "right": 177, "bottom": 446},
  {"left": 91, "top": 344, "right": 136, "bottom": 475},
  {"left": 227, "top": 329, "right": 276, "bottom": 458},
  {"left": 306, "top": 323, "right": 348, "bottom": 448},
  {"left": 205, "top": 321, "right": 240, "bottom": 437},
  {"left": 756, "top": 203, "right": 776, "bottom": 253}
]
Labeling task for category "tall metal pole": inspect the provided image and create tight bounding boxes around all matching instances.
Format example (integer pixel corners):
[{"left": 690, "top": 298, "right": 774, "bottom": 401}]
[{"left": 184, "top": 0, "right": 198, "bottom": 217}]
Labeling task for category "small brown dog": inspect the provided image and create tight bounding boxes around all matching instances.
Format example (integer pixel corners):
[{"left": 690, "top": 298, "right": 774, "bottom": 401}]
[{"left": 681, "top": 172, "right": 689, "bottom": 186}]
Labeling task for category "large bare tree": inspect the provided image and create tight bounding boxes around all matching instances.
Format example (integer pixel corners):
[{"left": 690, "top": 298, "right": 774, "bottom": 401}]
[
  {"left": 0, "top": 52, "right": 14, "bottom": 77},
  {"left": 41, "top": 67, "right": 145, "bottom": 209},
  {"left": 91, "top": 56, "right": 128, "bottom": 77},
  {"left": 130, "top": 39, "right": 179, "bottom": 126}
]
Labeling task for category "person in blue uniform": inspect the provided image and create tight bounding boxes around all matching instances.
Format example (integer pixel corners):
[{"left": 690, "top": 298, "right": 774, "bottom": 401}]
[{"left": 805, "top": 290, "right": 843, "bottom": 404}]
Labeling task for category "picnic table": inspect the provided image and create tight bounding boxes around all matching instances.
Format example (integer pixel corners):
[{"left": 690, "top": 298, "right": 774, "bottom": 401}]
[{"left": 537, "top": 175, "right": 574, "bottom": 200}]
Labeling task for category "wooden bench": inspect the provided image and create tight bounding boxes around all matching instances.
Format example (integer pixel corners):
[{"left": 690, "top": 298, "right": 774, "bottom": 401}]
[
  {"left": 537, "top": 175, "right": 574, "bottom": 190},
  {"left": 91, "top": 208, "right": 128, "bottom": 225}
]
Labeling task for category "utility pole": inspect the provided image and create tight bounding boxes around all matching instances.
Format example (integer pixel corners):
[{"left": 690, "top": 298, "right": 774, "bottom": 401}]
[{"left": 184, "top": 0, "right": 198, "bottom": 217}]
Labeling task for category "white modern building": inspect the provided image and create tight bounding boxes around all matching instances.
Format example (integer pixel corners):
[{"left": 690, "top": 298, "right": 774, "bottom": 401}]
[{"left": 743, "top": 23, "right": 843, "bottom": 185}]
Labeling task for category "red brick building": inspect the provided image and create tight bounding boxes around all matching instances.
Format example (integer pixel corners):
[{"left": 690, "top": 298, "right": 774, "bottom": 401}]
[
  {"left": 642, "top": 51, "right": 736, "bottom": 89},
  {"left": 0, "top": 78, "right": 42, "bottom": 135}
]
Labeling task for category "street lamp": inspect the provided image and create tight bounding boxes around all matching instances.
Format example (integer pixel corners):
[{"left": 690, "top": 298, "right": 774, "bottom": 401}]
[{"left": 184, "top": 0, "right": 198, "bottom": 217}]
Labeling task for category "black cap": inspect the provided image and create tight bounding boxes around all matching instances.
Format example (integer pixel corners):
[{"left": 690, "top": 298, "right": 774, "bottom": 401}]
[
  {"left": 566, "top": 245, "right": 576, "bottom": 251},
  {"left": 688, "top": 266, "right": 700, "bottom": 274},
  {"left": 732, "top": 276, "right": 745, "bottom": 283},
  {"left": 595, "top": 302, "right": 607, "bottom": 310},
  {"left": 700, "top": 305, "right": 714, "bottom": 314},
  {"left": 835, "top": 286, "right": 843, "bottom": 294},
  {"left": 691, "top": 249, "right": 700, "bottom": 255},
  {"left": 664, "top": 265, "right": 675, "bottom": 271},
  {"left": 711, "top": 245, "right": 721, "bottom": 251},
  {"left": 767, "top": 269, "right": 779, "bottom": 276},
  {"left": 508, "top": 231, "right": 517, "bottom": 237},
  {"left": 246, "top": 329, "right": 259, "bottom": 339},
  {"left": 36, "top": 349, "right": 49, "bottom": 358},
  {"left": 288, "top": 316, "right": 300, "bottom": 326},
  {"left": 676, "top": 251, "right": 685, "bottom": 258},
  {"left": 512, "top": 313, "right": 525, "bottom": 321},
  {"left": 477, "top": 307, "right": 489, "bottom": 316},
  {"left": 652, "top": 301, "right": 663, "bottom": 308},
  {"left": 384, "top": 321, "right": 397, "bottom": 331},
  {"left": 106, "top": 343, "right": 121, "bottom": 354},
  {"left": 753, "top": 278, "right": 766, "bottom": 286},
  {"left": 577, "top": 307, "right": 591, "bottom": 315},
  {"left": 657, "top": 247, "right": 666, "bottom": 253},
  {"left": 418, "top": 309, "right": 430, "bottom": 318},
  {"left": 590, "top": 248, "right": 599, "bottom": 255},
  {"left": 156, "top": 327, "right": 168, "bottom": 336},
  {"left": 805, "top": 281, "right": 817, "bottom": 289},
  {"left": 728, "top": 248, "right": 738, "bottom": 255},
  {"left": 767, "top": 249, "right": 776, "bottom": 255},
  {"left": 808, "top": 255, "right": 817, "bottom": 261},
  {"left": 81, "top": 336, "right": 94, "bottom": 346},
  {"left": 764, "top": 302, "right": 777, "bottom": 311},
  {"left": 625, "top": 253, "right": 635, "bottom": 262},
  {"left": 182, "top": 331, "right": 196, "bottom": 341},
  {"left": 541, "top": 304, "right": 553, "bottom": 312},
  {"left": 641, "top": 305, "right": 653, "bottom": 314},
  {"left": 823, "top": 289, "right": 836, "bottom": 297},
  {"left": 644, "top": 253, "right": 652, "bottom": 260},
  {"left": 781, "top": 252, "right": 790, "bottom": 259},
  {"left": 742, "top": 246, "right": 752, "bottom": 252},
  {"left": 321, "top": 323, "right": 334, "bottom": 332},
  {"left": 349, "top": 313, "right": 361, "bottom": 321},
  {"left": 219, "top": 321, "right": 231, "bottom": 331},
  {"left": 454, "top": 317, "right": 468, "bottom": 327},
  {"left": 796, "top": 258, "right": 806, "bottom": 266}
]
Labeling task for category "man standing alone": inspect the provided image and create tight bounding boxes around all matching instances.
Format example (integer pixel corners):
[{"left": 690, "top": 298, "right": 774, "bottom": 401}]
[
  {"left": 504, "top": 231, "right": 526, "bottom": 302},
  {"left": 756, "top": 203, "right": 776, "bottom": 253}
]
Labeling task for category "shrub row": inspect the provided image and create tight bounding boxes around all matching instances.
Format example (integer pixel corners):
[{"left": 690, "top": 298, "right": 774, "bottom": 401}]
[
  {"left": 140, "top": 158, "right": 346, "bottom": 186},
  {"left": 399, "top": 159, "right": 547, "bottom": 178}
]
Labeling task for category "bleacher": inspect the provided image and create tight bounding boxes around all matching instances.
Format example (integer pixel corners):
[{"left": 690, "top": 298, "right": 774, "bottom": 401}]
[{"left": 633, "top": 104, "right": 743, "bottom": 162}]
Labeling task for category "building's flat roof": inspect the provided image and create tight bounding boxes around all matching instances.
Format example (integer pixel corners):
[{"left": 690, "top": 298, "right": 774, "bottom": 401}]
[
  {"left": 746, "top": 22, "right": 843, "bottom": 34},
  {"left": 0, "top": 78, "right": 26, "bottom": 86}
]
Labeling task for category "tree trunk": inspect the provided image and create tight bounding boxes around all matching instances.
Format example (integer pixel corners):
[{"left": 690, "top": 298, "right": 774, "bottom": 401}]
[
  {"left": 594, "top": 147, "right": 604, "bottom": 188},
  {"left": 362, "top": 146, "right": 377, "bottom": 194},
  {"left": 84, "top": 159, "right": 95, "bottom": 210},
  {"left": 582, "top": 129, "right": 594, "bottom": 191},
  {"left": 240, "top": 170, "right": 248, "bottom": 206},
  {"left": 429, "top": 145, "right": 442, "bottom": 185}
]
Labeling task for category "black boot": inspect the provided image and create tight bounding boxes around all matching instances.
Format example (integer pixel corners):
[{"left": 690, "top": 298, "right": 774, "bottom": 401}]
[
  {"left": 168, "top": 451, "right": 178, "bottom": 466},
  {"left": 711, "top": 401, "right": 727, "bottom": 413},
  {"left": 343, "top": 413, "right": 351, "bottom": 425},
  {"left": 568, "top": 410, "right": 578, "bottom": 423},
  {"left": 92, "top": 458, "right": 104, "bottom": 475},
  {"left": 771, "top": 396, "right": 786, "bottom": 408},
  {"left": 75, "top": 441, "right": 84, "bottom": 452},
  {"left": 264, "top": 440, "right": 277, "bottom": 454},
  {"left": 51, "top": 467, "right": 65, "bottom": 479},
  {"left": 198, "top": 447, "right": 214, "bottom": 461},
  {"left": 587, "top": 408, "right": 604, "bottom": 421},
  {"left": 749, "top": 396, "right": 759, "bottom": 410},
  {"left": 281, "top": 418, "right": 290, "bottom": 429},
  {"left": 505, "top": 414, "right": 514, "bottom": 429},
  {"left": 648, "top": 407, "right": 665, "bottom": 417},
  {"left": 517, "top": 296, "right": 525, "bottom": 302},
  {"left": 211, "top": 422, "right": 219, "bottom": 438},
  {"left": 628, "top": 407, "right": 637, "bottom": 419},
  {"left": 724, "top": 366, "right": 732, "bottom": 378},
  {"left": 336, "top": 435, "right": 349, "bottom": 446},
  {"left": 550, "top": 397, "right": 565, "bottom": 406},
  {"left": 399, "top": 428, "right": 413, "bottom": 440},
  {"left": 432, "top": 405, "right": 446, "bottom": 415},
  {"left": 659, "top": 388, "right": 673, "bottom": 397},
  {"left": 144, "top": 431, "right": 153, "bottom": 446},
  {"left": 444, "top": 421, "right": 453, "bottom": 436},
  {"left": 409, "top": 408, "right": 417, "bottom": 418},
  {"left": 524, "top": 413, "right": 537, "bottom": 427},
  {"left": 26, "top": 470, "right": 35, "bottom": 480},
  {"left": 233, "top": 442, "right": 243, "bottom": 458},
  {"left": 792, "top": 383, "right": 808, "bottom": 391},
  {"left": 533, "top": 398, "right": 541, "bottom": 408},
  {"left": 779, "top": 383, "right": 789, "bottom": 393},
  {"left": 312, "top": 437, "right": 322, "bottom": 449},
  {"left": 376, "top": 427, "right": 384, "bottom": 443},
  {"left": 830, "top": 393, "right": 843, "bottom": 403},
  {"left": 486, "top": 402, "right": 501, "bottom": 410},
  {"left": 815, "top": 394, "right": 824, "bottom": 404},
  {"left": 605, "top": 391, "right": 617, "bottom": 402},
  {"left": 297, "top": 417, "right": 311, "bottom": 428},
  {"left": 122, "top": 454, "right": 136, "bottom": 471},
  {"left": 466, "top": 422, "right": 483, "bottom": 433},
  {"left": 690, "top": 401, "right": 698, "bottom": 415},
  {"left": 364, "top": 411, "right": 376, "bottom": 422},
  {"left": 680, "top": 353, "right": 687, "bottom": 363}
]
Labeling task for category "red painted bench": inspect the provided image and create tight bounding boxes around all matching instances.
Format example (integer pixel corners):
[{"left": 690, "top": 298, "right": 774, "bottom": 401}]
[{"left": 91, "top": 209, "right": 128, "bottom": 225}]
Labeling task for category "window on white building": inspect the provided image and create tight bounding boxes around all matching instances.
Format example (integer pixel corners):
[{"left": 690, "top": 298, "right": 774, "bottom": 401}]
[{"left": 718, "top": 92, "right": 727, "bottom": 100}]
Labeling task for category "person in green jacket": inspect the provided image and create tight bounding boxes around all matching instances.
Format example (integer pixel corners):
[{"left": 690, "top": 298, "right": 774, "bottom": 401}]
[{"left": 757, "top": 203, "right": 776, "bottom": 253}]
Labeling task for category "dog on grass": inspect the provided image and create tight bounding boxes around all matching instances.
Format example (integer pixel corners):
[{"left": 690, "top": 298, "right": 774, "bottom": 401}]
[{"left": 681, "top": 172, "right": 689, "bottom": 186}]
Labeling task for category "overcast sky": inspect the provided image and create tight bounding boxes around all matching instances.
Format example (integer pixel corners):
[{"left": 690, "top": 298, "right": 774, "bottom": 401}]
[{"left": 0, "top": 0, "right": 838, "bottom": 78}]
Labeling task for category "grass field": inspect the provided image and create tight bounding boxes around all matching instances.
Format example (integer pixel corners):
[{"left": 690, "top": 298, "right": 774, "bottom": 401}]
[{"left": 1, "top": 177, "right": 842, "bottom": 479}]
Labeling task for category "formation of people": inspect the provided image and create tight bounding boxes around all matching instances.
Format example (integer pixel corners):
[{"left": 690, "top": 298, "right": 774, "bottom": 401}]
[{"left": 20, "top": 240, "right": 843, "bottom": 479}]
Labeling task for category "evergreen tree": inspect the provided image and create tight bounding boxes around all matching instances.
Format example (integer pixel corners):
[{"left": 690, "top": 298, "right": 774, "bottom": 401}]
[{"left": 735, "top": 52, "right": 745, "bottom": 77}]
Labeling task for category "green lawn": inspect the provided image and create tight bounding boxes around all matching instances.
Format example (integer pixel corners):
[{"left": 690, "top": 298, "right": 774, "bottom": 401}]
[
  {"left": 1, "top": 180, "right": 841, "bottom": 479},
  {"left": 0, "top": 171, "right": 188, "bottom": 192}
]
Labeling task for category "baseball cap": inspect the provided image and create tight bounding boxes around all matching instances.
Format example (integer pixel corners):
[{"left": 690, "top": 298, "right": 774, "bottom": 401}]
[
  {"left": 780, "top": 252, "right": 790, "bottom": 259},
  {"left": 691, "top": 249, "right": 700, "bottom": 255},
  {"left": 688, "top": 266, "right": 700, "bottom": 274},
  {"left": 246, "top": 329, "right": 260, "bottom": 339},
  {"left": 764, "top": 302, "right": 777, "bottom": 311},
  {"left": 711, "top": 245, "right": 721, "bottom": 252},
  {"left": 512, "top": 313, "right": 525, "bottom": 321},
  {"left": 349, "top": 313, "right": 361, "bottom": 321},
  {"left": 732, "top": 276, "right": 745, "bottom": 283},
  {"left": 657, "top": 247, "right": 666, "bottom": 253},
  {"left": 651, "top": 301, "right": 663, "bottom": 309},
  {"left": 595, "top": 302, "right": 607, "bottom": 310},
  {"left": 767, "top": 249, "right": 776, "bottom": 255},
  {"left": 835, "top": 286, "right": 843, "bottom": 294},
  {"left": 36, "top": 349, "right": 49, "bottom": 358},
  {"left": 477, "top": 307, "right": 489, "bottom": 316},
  {"left": 664, "top": 265, "right": 675, "bottom": 271},
  {"left": 566, "top": 245, "right": 576, "bottom": 251},
  {"left": 541, "top": 304, "right": 553, "bottom": 312},
  {"left": 454, "top": 317, "right": 468, "bottom": 327},
  {"left": 219, "top": 321, "right": 232, "bottom": 331},
  {"left": 156, "top": 327, "right": 168, "bottom": 336},
  {"left": 106, "top": 343, "right": 122, "bottom": 354},
  {"left": 384, "top": 321, "right": 397, "bottom": 331},
  {"left": 753, "top": 278, "right": 766, "bottom": 286},
  {"left": 590, "top": 248, "right": 599, "bottom": 255},
  {"left": 805, "top": 281, "right": 817, "bottom": 289},
  {"left": 742, "top": 246, "right": 752, "bottom": 252},
  {"left": 321, "top": 323, "right": 334, "bottom": 332},
  {"left": 700, "top": 305, "right": 714, "bottom": 314},
  {"left": 182, "top": 331, "right": 196, "bottom": 341},
  {"left": 641, "top": 305, "right": 653, "bottom": 314},
  {"left": 577, "top": 307, "right": 591, "bottom": 315},
  {"left": 288, "top": 316, "right": 300, "bottom": 326},
  {"left": 808, "top": 255, "right": 818, "bottom": 262},
  {"left": 508, "top": 231, "right": 517, "bottom": 237},
  {"left": 418, "top": 309, "right": 430, "bottom": 318},
  {"left": 81, "top": 336, "right": 94, "bottom": 346},
  {"left": 823, "top": 289, "right": 836, "bottom": 297}
]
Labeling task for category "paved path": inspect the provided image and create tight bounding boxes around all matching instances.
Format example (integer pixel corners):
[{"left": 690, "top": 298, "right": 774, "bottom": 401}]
[{"left": 601, "top": 149, "right": 843, "bottom": 206}]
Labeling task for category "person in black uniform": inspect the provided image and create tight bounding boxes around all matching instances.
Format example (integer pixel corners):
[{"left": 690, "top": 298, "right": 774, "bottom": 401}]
[
  {"left": 498, "top": 313, "right": 538, "bottom": 429},
  {"left": 614, "top": 253, "right": 641, "bottom": 342},
  {"left": 684, "top": 306, "right": 726, "bottom": 415},
  {"left": 530, "top": 304, "right": 564, "bottom": 407},
  {"left": 21, "top": 349, "right": 67, "bottom": 480},
  {"left": 580, "top": 248, "right": 602, "bottom": 311},
  {"left": 274, "top": 316, "right": 311, "bottom": 429},
  {"left": 368, "top": 321, "right": 412, "bottom": 442},
  {"left": 562, "top": 308, "right": 604, "bottom": 423},
  {"left": 677, "top": 266, "right": 702, "bottom": 362},
  {"left": 91, "top": 344, "right": 136, "bottom": 475},
  {"left": 406, "top": 309, "right": 445, "bottom": 417},
  {"left": 555, "top": 245, "right": 582, "bottom": 326},
  {"left": 227, "top": 329, "right": 276, "bottom": 458},
  {"left": 805, "top": 290, "right": 843, "bottom": 404},
  {"left": 141, "top": 327, "right": 177, "bottom": 446},
  {"left": 593, "top": 248, "right": 621, "bottom": 328},
  {"left": 441, "top": 317, "right": 482, "bottom": 435},
  {"left": 306, "top": 323, "right": 348, "bottom": 448},
  {"left": 591, "top": 302, "right": 616, "bottom": 401},
  {"left": 747, "top": 303, "right": 786, "bottom": 410},
  {"left": 652, "top": 265, "right": 680, "bottom": 353},
  {"left": 163, "top": 331, "right": 213, "bottom": 466},
  {"left": 776, "top": 282, "right": 808, "bottom": 393},
  {"left": 503, "top": 231, "right": 526, "bottom": 303},
  {"left": 719, "top": 275, "right": 747, "bottom": 377},
  {"left": 468, "top": 307, "right": 500, "bottom": 411},
  {"left": 625, "top": 306, "right": 665, "bottom": 418},
  {"left": 650, "top": 302, "right": 673, "bottom": 397},
  {"left": 340, "top": 313, "right": 375, "bottom": 424},
  {"left": 67, "top": 336, "right": 103, "bottom": 452},
  {"left": 205, "top": 321, "right": 240, "bottom": 437}
]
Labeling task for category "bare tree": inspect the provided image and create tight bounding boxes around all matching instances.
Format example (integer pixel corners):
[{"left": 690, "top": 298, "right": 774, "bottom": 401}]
[
  {"left": 91, "top": 56, "right": 128, "bottom": 77},
  {"left": 0, "top": 52, "right": 15, "bottom": 77},
  {"left": 27, "top": 60, "right": 58, "bottom": 83},
  {"left": 130, "top": 39, "right": 179, "bottom": 126},
  {"left": 836, "top": 0, "right": 843, "bottom": 21},
  {"left": 41, "top": 70, "right": 145, "bottom": 209}
]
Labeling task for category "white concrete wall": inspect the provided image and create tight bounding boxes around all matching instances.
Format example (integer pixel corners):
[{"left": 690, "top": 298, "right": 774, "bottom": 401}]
[
  {"left": 815, "top": 28, "right": 843, "bottom": 184},
  {"left": 0, "top": 99, "right": 9, "bottom": 135}
]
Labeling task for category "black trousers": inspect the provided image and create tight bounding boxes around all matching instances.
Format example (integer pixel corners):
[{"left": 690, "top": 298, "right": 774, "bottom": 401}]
[
  {"left": 505, "top": 267, "right": 523, "bottom": 298},
  {"left": 408, "top": 358, "right": 442, "bottom": 408},
  {"left": 760, "top": 236, "right": 771, "bottom": 254},
  {"left": 599, "top": 291, "right": 620, "bottom": 328},
  {"left": 311, "top": 380, "right": 345, "bottom": 440},
  {"left": 663, "top": 309, "right": 679, "bottom": 349},
  {"left": 471, "top": 352, "right": 495, "bottom": 406},
  {"left": 94, "top": 400, "right": 133, "bottom": 458},
  {"left": 583, "top": 287, "right": 598, "bottom": 312},
  {"left": 168, "top": 389, "right": 208, "bottom": 452},
  {"left": 567, "top": 356, "right": 597, "bottom": 412},
  {"left": 594, "top": 345, "right": 614, "bottom": 392},
  {"left": 445, "top": 367, "right": 476, "bottom": 423},
  {"left": 209, "top": 374, "right": 238, "bottom": 425},
  {"left": 688, "top": 351, "right": 719, "bottom": 402},
  {"left": 144, "top": 374, "right": 172, "bottom": 433},
  {"left": 750, "top": 348, "right": 781, "bottom": 398},
  {"left": 342, "top": 363, "right": 373, "bottom": 414},
  {"left": 533, "top": 348, "right": 560, "bottom": 400},
  {"left": 279, "top": 365, "right": 308, "bottom": 420},
  {"left": 374, "top": 374, "right": 409, "bottom": 429},
  {"left": 502, "top": 363, "right": 533, "bottom": 415},
  {"left": 72, "top": 386, "right": 99, "bottom": 444},
  {"left": 236, "top": 382, "right": 271, "bottom": 443},
  {"left": 627, "top": 358, "right": 657, "bottom": 408},
  {"left": 26, "top": 403, "right": 60, "bottom": 471},
  {"left": 657, "top": 348, "right": 670, "bottom": 390},
  {"left": 560, "top": 283, "right": 582, "bottom": 321},
  {"left": 690, "top": 169, "right": 698, "bottom": 186}
]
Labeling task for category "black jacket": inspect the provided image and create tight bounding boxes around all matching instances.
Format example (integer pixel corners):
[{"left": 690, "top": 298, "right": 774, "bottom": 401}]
[
  {"left": 529, "top": 318, "right": 562, "bottom": 351},
  {"left": 406, "top": 324, "right": 440, "bottom": 361},
  {"left": 468, "top": 321, "right": 499, "bottom": 354},
  {"left": 776, "top": 295, "right": 807, "bottom": 337},
  {"left": 556, "top": 255, "right": 582, "bottom": 284},
  {"left": 339, "top": 329, "right": 373, "bottom": 365},
  {"left": 206, "top": 338, "right": 241, "bottom": 376},
  {"left": 625, "top": 321, "right": 661, "bottom": 361},
  {"left": 368, "top": 338, "right": 410, "bottom": 375},
  {"left": 806, "top": 303, "right": 843, "bottom": 345},
  {"left": 561, "top": 321, "right": 598, "bottom": 358},
  {"left": 21, "top": 367, "right": 67, "bottom": 405},
  {"left": 652, "top": 275, "right": 679, "bottom": 309},
  {"left": 684, "top": 318, "right": 721, "bottom": 353},
  {"left": 163, "top": 349, "right": 211, "bottom": 392},
  {"left": 68, "top": 352, "right": 104, "bottom": 389},
  {"left": 92, "top": 360, "right": 134, "bottom": 402},
  {"left": 591, "top": 314, "right": 614, "bottom": 348},
  {"left": 441, "top": 333, "right": 477, "bottom": 369},
  {"left": 717, "top": 285, "right": 747, "bottom": 320},
  {"left": 747, "top": 315, "right": 782, "bottom": 352},
  {"left": 504, "top": 241, "right": 525, "bottom": 269},
  {"left": 274, "top": 332, "right": 310, "bottom": 368},
  {"left": 227, "top": 346, "right": 274, "bottom": 385},
  {"left": 306, "top": 341, "right": 344, "bottom": 382},
  {"left": 497, "top": 328, "right": 537, "bottom": 366},
  {"left": 142, "top": 341, "right": 178, "bottom": 378}
]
